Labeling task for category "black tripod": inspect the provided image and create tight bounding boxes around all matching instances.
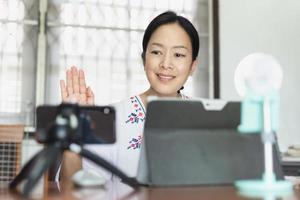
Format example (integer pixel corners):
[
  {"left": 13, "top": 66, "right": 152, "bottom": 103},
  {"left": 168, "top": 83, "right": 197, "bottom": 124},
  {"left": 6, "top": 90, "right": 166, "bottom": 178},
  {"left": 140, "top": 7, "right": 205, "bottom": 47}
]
[{"left": 9, "top": 103, "right": 139, "bottom": 197}]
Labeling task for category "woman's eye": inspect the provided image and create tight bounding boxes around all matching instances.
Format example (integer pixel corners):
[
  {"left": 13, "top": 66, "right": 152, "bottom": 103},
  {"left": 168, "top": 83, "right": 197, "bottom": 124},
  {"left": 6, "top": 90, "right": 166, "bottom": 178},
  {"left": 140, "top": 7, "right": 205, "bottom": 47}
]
[
  {"left": 151, "top": 50, "right": 161, "bottom": 55},
  {"left": 174, "top": 53, "right": 186, "bottom": 58}
]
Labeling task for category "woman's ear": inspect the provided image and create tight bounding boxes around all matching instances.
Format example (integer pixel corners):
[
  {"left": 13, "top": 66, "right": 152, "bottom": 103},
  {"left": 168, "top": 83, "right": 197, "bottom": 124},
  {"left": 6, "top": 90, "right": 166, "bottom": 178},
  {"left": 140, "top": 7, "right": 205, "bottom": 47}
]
[{"left": 189, "top": 59, "right": 198, "bottom": 76}]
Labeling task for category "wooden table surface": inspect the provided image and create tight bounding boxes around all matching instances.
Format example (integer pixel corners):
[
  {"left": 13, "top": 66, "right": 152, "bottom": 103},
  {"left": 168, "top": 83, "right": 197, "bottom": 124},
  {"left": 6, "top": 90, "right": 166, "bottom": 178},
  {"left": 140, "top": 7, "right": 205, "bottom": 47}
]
[{"left": 1, "top": 180, "right": 300, "bottom": 200}]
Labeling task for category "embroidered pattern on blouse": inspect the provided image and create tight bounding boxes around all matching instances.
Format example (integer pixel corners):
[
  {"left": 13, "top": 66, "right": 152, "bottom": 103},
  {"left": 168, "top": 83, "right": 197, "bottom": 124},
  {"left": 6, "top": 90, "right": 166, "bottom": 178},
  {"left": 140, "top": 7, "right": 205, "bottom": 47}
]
[
  {"left": 125, "top": 96, "right": 146, "bottom": 124},
  {"left": 127, "top": 135, "right": 142, "bottom": 149}
]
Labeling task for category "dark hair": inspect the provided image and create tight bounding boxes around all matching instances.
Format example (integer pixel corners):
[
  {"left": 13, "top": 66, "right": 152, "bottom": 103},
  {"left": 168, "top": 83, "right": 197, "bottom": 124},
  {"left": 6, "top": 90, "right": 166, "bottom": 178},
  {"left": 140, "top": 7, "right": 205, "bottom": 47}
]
[{"left": 141, "top": 11, "right": 200, "bottom": 63}]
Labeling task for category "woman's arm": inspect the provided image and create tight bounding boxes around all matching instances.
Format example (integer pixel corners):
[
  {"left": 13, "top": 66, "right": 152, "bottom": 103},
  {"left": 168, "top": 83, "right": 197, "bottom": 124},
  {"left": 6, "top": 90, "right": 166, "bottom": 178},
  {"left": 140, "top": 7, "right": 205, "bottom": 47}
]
[
  {"left": 59, "top": 66, "right": 95, "bottom": 181},
  {"left": 60, "top": 151, "right": 82, "bottom": 181}
]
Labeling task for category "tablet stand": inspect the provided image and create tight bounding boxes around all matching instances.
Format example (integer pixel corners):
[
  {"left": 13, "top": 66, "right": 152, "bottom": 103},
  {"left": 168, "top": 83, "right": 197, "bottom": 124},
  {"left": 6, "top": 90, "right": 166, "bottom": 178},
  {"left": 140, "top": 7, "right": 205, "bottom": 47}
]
[{"left": 235, "top": 94, "right": 292, "bottom": 197}]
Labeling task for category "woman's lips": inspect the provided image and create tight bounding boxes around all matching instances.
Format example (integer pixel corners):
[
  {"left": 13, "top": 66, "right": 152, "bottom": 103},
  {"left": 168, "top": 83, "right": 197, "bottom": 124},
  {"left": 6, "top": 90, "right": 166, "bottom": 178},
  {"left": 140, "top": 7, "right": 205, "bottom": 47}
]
[{"left": 157, "top": 73, "right": 175, "bottom": 82}]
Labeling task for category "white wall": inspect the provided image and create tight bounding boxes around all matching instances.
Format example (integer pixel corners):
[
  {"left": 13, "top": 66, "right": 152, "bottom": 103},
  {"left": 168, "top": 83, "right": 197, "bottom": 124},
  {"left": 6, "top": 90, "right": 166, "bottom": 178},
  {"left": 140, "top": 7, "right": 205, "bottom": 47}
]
[{"left": 219, "top": 0, "right": 300, "bottom": 151}]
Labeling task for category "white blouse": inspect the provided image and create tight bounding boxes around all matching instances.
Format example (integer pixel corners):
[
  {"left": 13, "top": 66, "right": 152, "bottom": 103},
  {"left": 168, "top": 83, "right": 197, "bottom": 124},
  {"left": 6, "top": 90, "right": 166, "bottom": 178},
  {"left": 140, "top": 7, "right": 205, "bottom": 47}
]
[{"left": 82, "top": 95, "right": 146, "bottom": 179}]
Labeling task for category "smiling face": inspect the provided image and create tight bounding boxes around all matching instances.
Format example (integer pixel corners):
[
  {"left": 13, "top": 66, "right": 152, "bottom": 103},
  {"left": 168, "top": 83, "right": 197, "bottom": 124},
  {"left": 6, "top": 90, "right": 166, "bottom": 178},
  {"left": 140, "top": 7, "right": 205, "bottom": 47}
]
[{"left": 144, "top": 23, "right": 197, "bottom": 97}]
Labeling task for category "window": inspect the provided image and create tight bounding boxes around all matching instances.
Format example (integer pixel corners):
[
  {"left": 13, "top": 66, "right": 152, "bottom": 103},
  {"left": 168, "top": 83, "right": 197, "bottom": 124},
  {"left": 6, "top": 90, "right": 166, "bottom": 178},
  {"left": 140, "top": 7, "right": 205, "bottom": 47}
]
[
  {"left": 0, "top": 0, "right": 38, "bottom": 125},
  {"left": 0, "top": 0, "right": 212, "bottom": 126}
]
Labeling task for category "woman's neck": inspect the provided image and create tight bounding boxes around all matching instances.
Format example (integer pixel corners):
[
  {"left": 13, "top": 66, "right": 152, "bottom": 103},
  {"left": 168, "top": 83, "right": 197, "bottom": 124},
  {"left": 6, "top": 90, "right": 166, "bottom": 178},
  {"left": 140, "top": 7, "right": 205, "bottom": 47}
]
[{"left": 139, "top": 88, "right": 181, "bottom": 107}]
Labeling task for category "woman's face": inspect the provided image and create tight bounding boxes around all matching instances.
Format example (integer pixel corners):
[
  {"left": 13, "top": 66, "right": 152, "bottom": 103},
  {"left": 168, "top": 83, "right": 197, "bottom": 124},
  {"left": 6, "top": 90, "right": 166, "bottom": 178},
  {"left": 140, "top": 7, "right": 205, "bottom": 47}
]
[{"left": 144, "top": 23, "right": 197, "bottom": 97}]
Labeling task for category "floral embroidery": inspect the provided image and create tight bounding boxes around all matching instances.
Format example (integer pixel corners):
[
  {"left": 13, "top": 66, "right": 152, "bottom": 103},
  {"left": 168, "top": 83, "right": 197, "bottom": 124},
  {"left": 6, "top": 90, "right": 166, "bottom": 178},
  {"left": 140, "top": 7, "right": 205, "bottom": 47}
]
[
  {"left": 127, "top": 135, "right": 142, "bottom": 150},
  {"left": 125, "top": 96, "right": 145, "bottom": 124}
]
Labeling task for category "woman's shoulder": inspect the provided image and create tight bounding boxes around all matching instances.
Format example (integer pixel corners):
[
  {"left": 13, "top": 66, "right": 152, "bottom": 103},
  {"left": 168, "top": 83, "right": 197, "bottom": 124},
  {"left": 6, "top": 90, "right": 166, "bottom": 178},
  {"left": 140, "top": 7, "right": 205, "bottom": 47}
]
[
  {"left": 112, "top": 95, "right": 142, "bottom": 108},
  {"left": 181, "top": 93, "right": 191, "bottom": 100},
  {"left": 112, "top": 95, "right": 146, "bottom": 122}
]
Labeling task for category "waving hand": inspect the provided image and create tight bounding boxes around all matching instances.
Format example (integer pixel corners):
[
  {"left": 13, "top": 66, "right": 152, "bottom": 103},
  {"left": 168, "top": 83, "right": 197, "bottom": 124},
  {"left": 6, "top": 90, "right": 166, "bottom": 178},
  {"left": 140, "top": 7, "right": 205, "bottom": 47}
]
[{"left": 60, "top": 66, "right": 94, "bottom": 105}]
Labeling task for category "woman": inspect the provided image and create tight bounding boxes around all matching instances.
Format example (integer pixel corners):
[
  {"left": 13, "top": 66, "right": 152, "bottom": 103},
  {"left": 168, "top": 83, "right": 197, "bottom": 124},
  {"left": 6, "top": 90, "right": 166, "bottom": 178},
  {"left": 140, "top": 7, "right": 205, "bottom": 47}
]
[{"left": 59, "top": 11, "right": 200, "bottom": 180}]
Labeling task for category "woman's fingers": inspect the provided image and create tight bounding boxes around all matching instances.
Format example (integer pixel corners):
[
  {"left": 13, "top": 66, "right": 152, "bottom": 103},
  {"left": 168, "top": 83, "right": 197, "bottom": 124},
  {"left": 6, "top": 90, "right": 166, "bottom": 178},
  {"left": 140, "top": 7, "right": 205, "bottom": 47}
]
[
  {"left": 60, "top": 80, "right": 68, "bottom": 101},
  {"left": 79, "top": 69, "right": 86, "bottom": 94},
  {"left": 86, "top": 87, "right": 95, "bottom": 105},
  {"left": 66, "top": 69, "right": 73, "bottom": 95},
  {"left": 72, "top": 66, "right": 80, "bottom": 94}
]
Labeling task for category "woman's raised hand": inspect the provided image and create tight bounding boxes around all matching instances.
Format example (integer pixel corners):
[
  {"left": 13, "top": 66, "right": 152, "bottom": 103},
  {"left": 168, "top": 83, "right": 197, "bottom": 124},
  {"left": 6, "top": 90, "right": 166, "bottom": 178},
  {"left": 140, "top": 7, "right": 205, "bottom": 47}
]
[{"left": 60, "top": 66, "right": 94, "bottom": 105}]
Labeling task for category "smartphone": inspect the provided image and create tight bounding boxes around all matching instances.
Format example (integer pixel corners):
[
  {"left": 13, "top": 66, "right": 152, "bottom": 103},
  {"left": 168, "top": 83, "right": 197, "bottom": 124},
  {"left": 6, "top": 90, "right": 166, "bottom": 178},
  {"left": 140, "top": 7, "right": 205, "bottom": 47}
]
[{"left": 36, "top": 105, "right": 116, "bottom": 144}]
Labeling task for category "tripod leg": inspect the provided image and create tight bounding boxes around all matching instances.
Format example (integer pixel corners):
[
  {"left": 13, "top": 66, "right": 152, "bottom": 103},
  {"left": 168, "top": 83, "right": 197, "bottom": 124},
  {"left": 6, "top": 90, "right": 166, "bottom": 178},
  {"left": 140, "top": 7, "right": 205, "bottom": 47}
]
[
  {"left": 10, "top": 148, "right": 46, "bottom": 189},
  {"left": 80, "top": 147, "right": 139, "bottom": 188},
  {"left": 22, "top": 145, "right": 61, "bottom": 197}
]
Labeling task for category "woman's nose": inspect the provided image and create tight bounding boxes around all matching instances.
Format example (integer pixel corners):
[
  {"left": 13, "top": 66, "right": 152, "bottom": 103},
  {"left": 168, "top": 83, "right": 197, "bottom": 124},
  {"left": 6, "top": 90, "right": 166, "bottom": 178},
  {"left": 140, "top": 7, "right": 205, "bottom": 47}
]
[{"left": 160, "top": 54, "right": 173, "bottom": 69}]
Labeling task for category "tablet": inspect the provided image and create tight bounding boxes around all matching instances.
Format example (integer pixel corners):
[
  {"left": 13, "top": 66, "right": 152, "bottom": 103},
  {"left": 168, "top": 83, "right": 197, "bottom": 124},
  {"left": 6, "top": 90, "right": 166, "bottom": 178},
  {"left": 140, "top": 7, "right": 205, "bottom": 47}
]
[{"left": 137, "top": 98, "right": 283, "bottom": 186}]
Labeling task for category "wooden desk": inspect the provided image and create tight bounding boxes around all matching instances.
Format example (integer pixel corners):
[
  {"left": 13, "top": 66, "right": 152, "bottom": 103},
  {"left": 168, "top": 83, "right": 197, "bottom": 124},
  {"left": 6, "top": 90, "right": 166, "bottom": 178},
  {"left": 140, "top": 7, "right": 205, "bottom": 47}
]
[{"left": 1, "top": 180, "right": 300, "bottom": 200}]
